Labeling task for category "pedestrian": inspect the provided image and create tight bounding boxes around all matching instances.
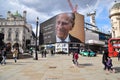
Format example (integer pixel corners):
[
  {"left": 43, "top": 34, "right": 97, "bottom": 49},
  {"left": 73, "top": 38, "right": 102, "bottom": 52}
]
[
  {"left": 51, "top": 50, "right": 54, "bottom": 56},
  {"left": 1, "top": 47, "right": 7, "bottom": 65},
  {"left": 72, "top": 52, "right": 75, "bottom": 64},
  {"left": 118, "top": 50, "right": 120, "bottom": 61},
  {"left": 68, "top": 51, "right": 70, "bottom": 56},
  {"left": 44, "top": 49, "right": 47, "bottom": 58},
  {"left": 12, "top": 48, "right": 18, "bottom": 63},
  {"left": 41, "top": 50, "right": 44, "bottom": 58},
  {"left": 88, "top": 49, "right": 91, "bottom": 57},
  {"left": 73, "top": 52, "right": 79, "bottom": 66},
  {"left": 106, "top": 57, "right": 115, "bottom": 73},
  {"left": 29, "top": 47, "right": 33, "bottom": 55},
  {"left": 0, "top": 50, "right": 2, "bottom": 63},
  {"left": 102, "top": 49, "right": 108, "bottom": 70}
]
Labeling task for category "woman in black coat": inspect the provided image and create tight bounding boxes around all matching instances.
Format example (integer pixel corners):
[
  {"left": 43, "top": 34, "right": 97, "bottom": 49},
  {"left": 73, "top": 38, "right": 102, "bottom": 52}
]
[{"left": 102, "top": 49, "right": 108, "bottom": 70}]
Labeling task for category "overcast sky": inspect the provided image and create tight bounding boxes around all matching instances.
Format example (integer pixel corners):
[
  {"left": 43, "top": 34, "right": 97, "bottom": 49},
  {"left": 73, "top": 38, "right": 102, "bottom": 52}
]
[{"left": 0, "top": 0, "right": 119, "bottom": 34}]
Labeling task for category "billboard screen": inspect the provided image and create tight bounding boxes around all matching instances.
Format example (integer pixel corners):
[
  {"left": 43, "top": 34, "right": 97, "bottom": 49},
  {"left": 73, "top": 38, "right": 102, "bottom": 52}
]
[
  {"left": 39, "top": 12, "right": 84, "bottom": 44},
  {"left": 40, "top": 16, "right": 56, "bottom": 44}
]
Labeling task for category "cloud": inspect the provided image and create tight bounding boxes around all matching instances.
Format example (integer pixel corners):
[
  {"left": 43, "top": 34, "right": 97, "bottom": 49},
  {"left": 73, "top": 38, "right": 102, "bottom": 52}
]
[
  {"left": 0, "top": 0, "right": 116, "bottom": 34},
  {"left": 18, "top": 0, "right": 69, "bottom": 13}
]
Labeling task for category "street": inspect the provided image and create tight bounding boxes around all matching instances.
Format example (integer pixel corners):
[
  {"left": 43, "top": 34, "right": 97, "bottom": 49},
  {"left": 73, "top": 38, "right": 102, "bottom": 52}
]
[{"left": 0, "top": 53, "right": 120, "bottom": 80}]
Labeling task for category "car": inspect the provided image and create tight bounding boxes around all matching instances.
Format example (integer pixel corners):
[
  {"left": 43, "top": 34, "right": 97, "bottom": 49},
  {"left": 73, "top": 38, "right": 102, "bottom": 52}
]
[{"left": 79, "top": 50, "right": 96, "bottom": 57}]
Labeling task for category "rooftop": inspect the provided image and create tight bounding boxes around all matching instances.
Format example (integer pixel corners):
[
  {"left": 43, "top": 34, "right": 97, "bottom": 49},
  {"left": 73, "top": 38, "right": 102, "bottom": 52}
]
[{"left": 112, "top": 2, "right": 120, "bottom": 9}]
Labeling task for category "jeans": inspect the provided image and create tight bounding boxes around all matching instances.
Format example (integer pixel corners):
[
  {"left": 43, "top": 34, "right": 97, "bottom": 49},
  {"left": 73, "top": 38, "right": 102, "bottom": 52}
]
[
  {"left": 13, "top": 57, "right": 17, "bottom": 63},
  {"left": 1, "top": 56, "right": 6, "bottom": 64}
]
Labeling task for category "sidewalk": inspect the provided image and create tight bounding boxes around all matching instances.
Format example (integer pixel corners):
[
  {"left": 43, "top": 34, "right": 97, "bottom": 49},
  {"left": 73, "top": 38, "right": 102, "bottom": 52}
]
[{"left": 0, "top": 54, "right": 120, "bottom": 80}]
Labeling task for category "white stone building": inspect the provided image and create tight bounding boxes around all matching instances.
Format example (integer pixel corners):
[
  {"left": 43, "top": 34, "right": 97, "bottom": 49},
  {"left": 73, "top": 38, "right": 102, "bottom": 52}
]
[
  {"left": 109, "top": 2, "right": 120, "bottom": 38},
  {"left": 0, "top": 11, "right": 35, "bottom": 51}
]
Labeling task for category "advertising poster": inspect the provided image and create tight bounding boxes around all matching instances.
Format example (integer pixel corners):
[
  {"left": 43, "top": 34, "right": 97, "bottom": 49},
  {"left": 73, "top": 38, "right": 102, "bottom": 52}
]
[
  {"left": 55, "top": 43, "right": 68, "bottom": 53},
  {"left": 39, "top": 12, "right": 84, "bottom": 44},
  {"left": 40, "top": 16, "right": 56, "bottom": 44}
]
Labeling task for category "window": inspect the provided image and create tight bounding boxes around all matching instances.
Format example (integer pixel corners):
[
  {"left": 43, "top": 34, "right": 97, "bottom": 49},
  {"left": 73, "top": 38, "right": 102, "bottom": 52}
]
[
  {"left": 14, "top": 28, "right": 19, "bottom": 41},
  {"left": 7, "top": 28, "right": 11, "bottom": 41},
  {"left": 1, "top": 28, "right": 4, "bottom": 33}
]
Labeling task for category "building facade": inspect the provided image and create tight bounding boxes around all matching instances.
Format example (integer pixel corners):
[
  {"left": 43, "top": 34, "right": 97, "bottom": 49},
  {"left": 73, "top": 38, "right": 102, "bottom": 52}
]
[
  {"left": 109, "top": 2, "right": 120, "bottom": 38},
  {"left": 84, "top": 23, "right": 110, "bottom": 52},
  {"left": 0, "top": 11, "right": 35, "bottom": 51}
]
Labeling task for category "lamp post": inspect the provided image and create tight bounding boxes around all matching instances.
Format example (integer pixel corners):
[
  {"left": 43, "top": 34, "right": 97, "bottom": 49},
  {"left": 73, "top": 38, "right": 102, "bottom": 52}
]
[{"left": 35, "top": 17, "right": 39, "bottom": 60}]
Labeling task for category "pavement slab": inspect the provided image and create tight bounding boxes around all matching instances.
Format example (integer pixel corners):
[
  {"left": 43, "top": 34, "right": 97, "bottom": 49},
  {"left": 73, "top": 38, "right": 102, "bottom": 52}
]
[{"left": 0, "top": 54, "right": 120, "bottom": 80}]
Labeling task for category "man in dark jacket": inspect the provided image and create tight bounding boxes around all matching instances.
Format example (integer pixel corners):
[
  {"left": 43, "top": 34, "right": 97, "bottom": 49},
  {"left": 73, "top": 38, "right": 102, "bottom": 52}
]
[
  {"left": 102, "top": 49, "right": 108, "bottom": 70},
  {"left": 1, "top": 47, "right": 7, "bottom": 65}
]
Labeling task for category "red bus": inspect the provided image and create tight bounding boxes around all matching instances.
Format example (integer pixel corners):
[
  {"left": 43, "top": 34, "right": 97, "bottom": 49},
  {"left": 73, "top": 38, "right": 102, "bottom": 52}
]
[{"left": 108, "top": 38, "right": 120, "bottom": 57}]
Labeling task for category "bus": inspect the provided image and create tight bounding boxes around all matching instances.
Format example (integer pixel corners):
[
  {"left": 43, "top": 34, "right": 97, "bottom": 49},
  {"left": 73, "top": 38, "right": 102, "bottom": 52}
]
[{"left": 108, "top": 38, "right": 120, "bottom": 57}]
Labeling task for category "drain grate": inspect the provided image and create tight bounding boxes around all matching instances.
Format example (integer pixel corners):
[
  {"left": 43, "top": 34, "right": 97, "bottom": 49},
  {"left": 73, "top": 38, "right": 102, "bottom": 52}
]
[
  {"left": 46, "top": 78, "right": 59, "bottom": 80},
  {"left": 49, "top": 66, "right": 56, "bottom": 69}
]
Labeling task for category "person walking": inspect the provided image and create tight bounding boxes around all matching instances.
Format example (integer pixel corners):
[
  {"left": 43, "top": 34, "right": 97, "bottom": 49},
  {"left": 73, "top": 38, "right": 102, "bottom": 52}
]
[
  {"left": 1, "top": 47, "right": 7, "bottom": 65},
  {"left": 118, "top": 50, "right": 120, "bottom": 61},
  {"left": 102, "top": 49, "right": 108, "bottom": 70},
  {"left": 44, "top": 49, "right": 47, "bottom": 58},
  {"left": 72, "top": 52, "right": 75, "bottom": 64},
  {"left": 41, "top": 50, "right": 44, "bottom": 58},
  {"left": 88, "top": 49, "right": 91, "bottom": 57},
  {"left": 12, "top": 48, "right": 18, "bottom": 63},
  {"left": 106, "top": 57, "right": 115, "bottom": 73},
  {"left": 51, "top": 50, "right": 54, "bottom": 56},
  {"left": 73, "top": 52, "right": 79, "bottom": 66},
  {"left": 29, "top": 47, "right": 33, "bottom": 55}
]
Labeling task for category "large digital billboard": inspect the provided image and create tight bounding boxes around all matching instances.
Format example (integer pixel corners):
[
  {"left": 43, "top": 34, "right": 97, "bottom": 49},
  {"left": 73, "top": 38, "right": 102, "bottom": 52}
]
[
  {"left": 40, "top": 16, "right": 56, "bottom": 44},
  {"left": 39, "top": 12, "right": 85, "bottom": 44}
]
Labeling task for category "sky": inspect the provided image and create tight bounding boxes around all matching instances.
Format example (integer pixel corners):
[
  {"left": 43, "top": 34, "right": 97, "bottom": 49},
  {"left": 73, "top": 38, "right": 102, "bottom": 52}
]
[{"left": 0, "top": 0, "right": 119, "bottom": 34}]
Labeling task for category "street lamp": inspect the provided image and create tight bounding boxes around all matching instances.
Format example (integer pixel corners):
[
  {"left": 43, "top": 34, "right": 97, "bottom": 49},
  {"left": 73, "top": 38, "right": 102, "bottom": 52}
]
[{"left": 35, "top": 17, "right": 39, "bottom": 60}]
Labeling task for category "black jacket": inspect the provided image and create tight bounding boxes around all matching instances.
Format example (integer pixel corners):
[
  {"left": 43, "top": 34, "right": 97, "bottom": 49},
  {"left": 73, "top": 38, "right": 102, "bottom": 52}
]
[
  {"left": 69, "top": 34, "right": 82, "bottom": 43},
  {"left": 102, "top": 49, "right": 108, "bottom": 63}
]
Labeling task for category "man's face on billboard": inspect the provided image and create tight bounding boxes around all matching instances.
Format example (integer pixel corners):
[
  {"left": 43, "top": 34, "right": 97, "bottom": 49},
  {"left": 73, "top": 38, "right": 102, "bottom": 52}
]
[{"left": 56, "top": 13, "right": 73, "bottom": 40}]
